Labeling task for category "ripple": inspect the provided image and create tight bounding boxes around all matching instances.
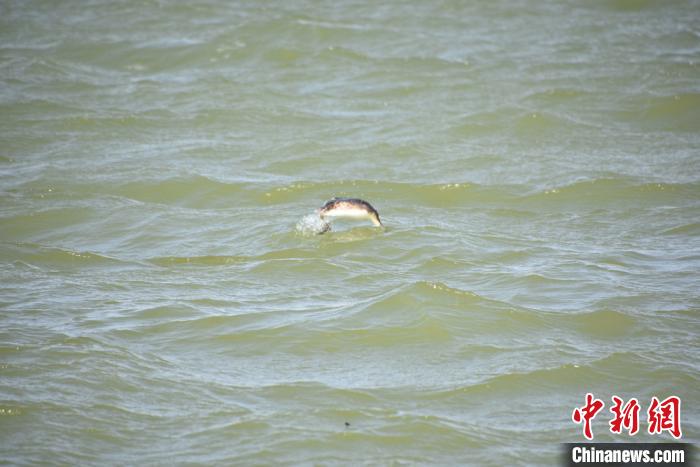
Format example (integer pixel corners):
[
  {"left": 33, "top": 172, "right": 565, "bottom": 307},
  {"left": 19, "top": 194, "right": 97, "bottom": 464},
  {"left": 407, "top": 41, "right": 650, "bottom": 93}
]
[
  {"left": 661, "top": 222, "right": 700, "bottom": 236},
  {"left": 2, "top": 0, "right": 699, "bottom": 464},
  {"left": 148, "top": 254, "right": 250, "bottom": 267},
  {"left": 567, "top": 309, "right": 640, "bottom": 339},
  {"left": 0, "top": 242, "right": 135, "bottom": 270}
]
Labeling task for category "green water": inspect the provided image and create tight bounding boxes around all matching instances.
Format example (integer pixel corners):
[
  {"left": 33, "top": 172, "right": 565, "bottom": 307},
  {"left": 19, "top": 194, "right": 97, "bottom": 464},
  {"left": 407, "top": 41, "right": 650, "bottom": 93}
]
[{"left": 1, "top": 0, "right": 699, "bottom": 464}]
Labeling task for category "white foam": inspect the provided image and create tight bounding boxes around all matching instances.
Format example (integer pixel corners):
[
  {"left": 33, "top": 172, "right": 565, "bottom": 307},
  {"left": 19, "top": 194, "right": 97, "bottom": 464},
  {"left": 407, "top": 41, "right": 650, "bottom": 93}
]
[{"left": 296, "top": 213, "right": 331, "bottom": 236}]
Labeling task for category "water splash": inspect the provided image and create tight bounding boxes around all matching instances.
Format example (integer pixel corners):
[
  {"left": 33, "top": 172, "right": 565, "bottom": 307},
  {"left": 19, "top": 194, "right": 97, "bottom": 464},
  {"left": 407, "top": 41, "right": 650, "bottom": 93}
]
[{"left": 296, "top": 213, "right": 331, "bottom": 236}]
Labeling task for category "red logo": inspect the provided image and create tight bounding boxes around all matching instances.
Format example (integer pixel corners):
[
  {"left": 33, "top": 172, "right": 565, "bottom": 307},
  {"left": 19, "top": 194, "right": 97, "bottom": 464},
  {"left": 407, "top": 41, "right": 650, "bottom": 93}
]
[
  {"left": 648, "top": 396, "right": 682, "bottom": 439},
  {"left": 609, "top": 396, "right": 640, "bottom": 435},
  {"left": 572, "top": 393, "right": 605, "bottom": 440},
  {"left": 572, "top": 394, "right": 682, "bottom": 440}
]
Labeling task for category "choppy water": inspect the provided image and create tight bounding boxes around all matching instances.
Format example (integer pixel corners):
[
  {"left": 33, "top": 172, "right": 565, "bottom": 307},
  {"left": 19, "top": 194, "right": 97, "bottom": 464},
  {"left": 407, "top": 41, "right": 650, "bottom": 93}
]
[{"left": 1, "top": 0, "right": 699, "bottom": 464}]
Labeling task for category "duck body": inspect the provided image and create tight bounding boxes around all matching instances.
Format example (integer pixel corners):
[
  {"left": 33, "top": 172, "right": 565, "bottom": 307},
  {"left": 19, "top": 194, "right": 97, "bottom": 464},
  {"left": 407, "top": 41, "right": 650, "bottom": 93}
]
[{"left": 318, "top": 198, "right": 383, "bottom": 227}]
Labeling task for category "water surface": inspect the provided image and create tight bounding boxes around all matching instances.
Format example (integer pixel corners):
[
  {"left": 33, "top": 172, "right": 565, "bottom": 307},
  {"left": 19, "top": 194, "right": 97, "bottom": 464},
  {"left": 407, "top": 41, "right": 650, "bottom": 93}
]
[{"left": 1, "top": 0, "right": 699, "bottom": 464}]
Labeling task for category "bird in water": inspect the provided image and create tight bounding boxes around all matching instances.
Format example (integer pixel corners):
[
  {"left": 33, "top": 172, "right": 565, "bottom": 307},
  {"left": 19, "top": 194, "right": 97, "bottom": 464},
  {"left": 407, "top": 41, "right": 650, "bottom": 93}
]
[{"left": 317, "top": 197, "right": 383, "bottom": 233}]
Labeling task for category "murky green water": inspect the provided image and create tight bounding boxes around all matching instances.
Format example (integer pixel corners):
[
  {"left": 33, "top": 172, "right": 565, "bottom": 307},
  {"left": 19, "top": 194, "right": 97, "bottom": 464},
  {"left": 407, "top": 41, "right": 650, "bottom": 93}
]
[{"left": 1, "top": 0, "right": 699, "bottom": 464}]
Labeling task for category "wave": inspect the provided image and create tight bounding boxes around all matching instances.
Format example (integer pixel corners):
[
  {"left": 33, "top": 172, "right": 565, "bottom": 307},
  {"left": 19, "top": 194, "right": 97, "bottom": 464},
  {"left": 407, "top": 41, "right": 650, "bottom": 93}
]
[
  {"left": 259, "top": 179, "right": 514, "bottom": 206},
  {"left": 111, "top": 175, "right": 256, "bottom": 207},
  {"left": 148, "top": 254, "right": 251, "bottom": 267},
  {"left": 426, "top": 349, "right": 695, "bottom": 401},
  {"left": 565, "top": 309, "right": 640, "bottom": 339},
  {"left": 449, "top": 105, "right": 604, "bottom": 139},
  {"left": 334, "top": 280, "right": 551, "bottom": 338},
  {"left": 348, "top": 280, "right": 513, "bottom": 316},
  {"left": 129, "top": 304, "right": 201, "bottom": 321},
  {"left": 20, "top": 172, "right": 693, "bottom": 213},
  {"left": 433, "top": 362, "right": 599, "bottom": 399},
  {"left": 1, "top": 242, "right": 135, "bottom": 270},
  {"left": 520, "top": 178, "right": 700, "bottom": 208},
  {"left": 6, "top": 173, "right": 262, "bottom": 209},
  {"left": 114, "top": 280, "right": 535, "bottom": 352},
  {"left": 661, "top": 222, "right": 700, "bottom": 236},
  {"left": 148, "top": 247, "right": 325, "bottom": 267},
  {"left": 616, "top": 92, "right": 700, "bottom": 132},
  {"left": 260, "top": 177, "right": 699, "bottom": 211}
]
